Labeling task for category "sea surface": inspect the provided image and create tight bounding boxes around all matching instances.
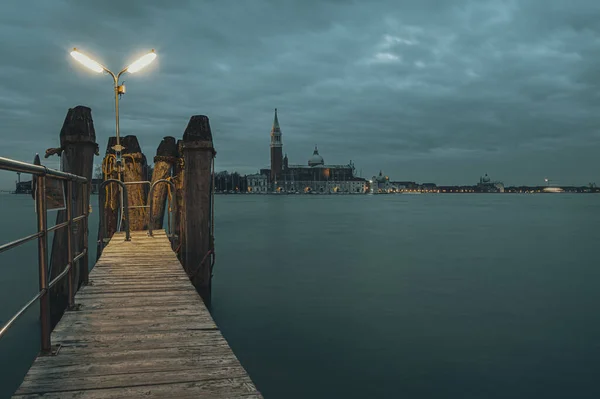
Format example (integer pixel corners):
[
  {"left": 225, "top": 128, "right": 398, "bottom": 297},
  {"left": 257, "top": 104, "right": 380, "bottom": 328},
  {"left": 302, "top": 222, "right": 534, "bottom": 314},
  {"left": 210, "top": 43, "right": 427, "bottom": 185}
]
[{"left": 1, "top": 192, "right": 599, "bottom": 398}]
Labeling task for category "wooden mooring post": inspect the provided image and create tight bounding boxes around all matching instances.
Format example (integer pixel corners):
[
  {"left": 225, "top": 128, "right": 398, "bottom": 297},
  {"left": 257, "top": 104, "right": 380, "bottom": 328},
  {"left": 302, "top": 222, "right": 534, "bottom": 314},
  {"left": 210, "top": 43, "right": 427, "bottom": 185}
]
[
  {"left": 121, "top": 135, "right": 147, "bottom": 231},
  {"left": 149, "top": 136, "right": 178, "bottom": 230},
  {"left": 97, "top": 137, "right": 119, "bottom": 258},
  {"left": 44, "top": 105, "right": 97, "bottom": 327},
  {"left": 173, "top": 139, "right": 185, "bottom": 252},
  {"left": 181, "top": 115, "right": 215, "bottom": 303}
]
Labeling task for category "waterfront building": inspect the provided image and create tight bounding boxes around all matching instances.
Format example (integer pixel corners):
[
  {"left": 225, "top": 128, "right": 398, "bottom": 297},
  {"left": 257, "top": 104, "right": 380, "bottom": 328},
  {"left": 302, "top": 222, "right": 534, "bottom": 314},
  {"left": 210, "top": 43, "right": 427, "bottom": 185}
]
[
  {"left": 392, "top": 181, "right": 418, "bottom": 190},
  {"left": 14, "top": 180, "right": 32, "bottom": 194},
  {"left": 370, "top": 171, "right": 392, "bottom": 193},
  {"left": 420, "top": 183, "right": 438, "bottom": 192},
  {"left": 263, "top": 109, "right": 367, "bottom": 193},
  {"left": 247, "top": 173, "right": 268, "bottom": 193},
  {"left": 476, "top": 174, "right": 505, "bottom": 193},
  {"left": 438, "top": 186, "right": 474, "bottom": 193}
]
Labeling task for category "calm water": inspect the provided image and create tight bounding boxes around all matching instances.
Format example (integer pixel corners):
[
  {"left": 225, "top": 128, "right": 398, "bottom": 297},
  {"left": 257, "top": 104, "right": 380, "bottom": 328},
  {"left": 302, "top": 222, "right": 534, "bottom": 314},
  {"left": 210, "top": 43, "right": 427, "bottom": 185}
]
[{"left": 1, "top": 193, "right": 599, "bottom": 398}]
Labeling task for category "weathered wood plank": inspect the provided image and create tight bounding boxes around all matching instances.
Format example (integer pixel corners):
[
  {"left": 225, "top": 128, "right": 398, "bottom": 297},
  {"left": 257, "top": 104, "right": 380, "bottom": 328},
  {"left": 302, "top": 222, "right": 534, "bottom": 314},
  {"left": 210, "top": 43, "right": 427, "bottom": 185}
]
[
  {"left": 12, "top": 229, "right": 262, "bottom": 398},
  {"left": 72, "top": 296, "right": 202, "bottom": 307},
  {"left": 25, "top": 357, "right": 243, "bottom": 381},
  {"left": 86, "top": 280, "right": 190, "bottom": 286},
  {"left": 53, "top": 319, "right": 217, "bottom": 334},
  {"left": 17, "top": 368, "right": 251, "bottom": 394},
  {"left": 75, "top": 287, "right": 197, "bottom": 295},
  {"left": 13, "top": 377, "right": 260, "bottom": 399},
  {"left": 75, "top": 291, "right": 202, "bottom": 300},
  {"left": 64, "top": 304, "right": 209, "bottom": 316},
  {"left": 29, "top": 344, "right": 235, "bottom": 367},
  {"left": 54, "top": 334, "right": 228, "bottom": 351}
]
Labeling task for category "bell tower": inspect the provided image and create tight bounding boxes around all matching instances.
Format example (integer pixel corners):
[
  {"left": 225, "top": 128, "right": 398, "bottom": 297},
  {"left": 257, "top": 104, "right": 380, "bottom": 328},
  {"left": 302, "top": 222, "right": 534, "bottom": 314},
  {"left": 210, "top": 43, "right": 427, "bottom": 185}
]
[{"left": 270, "top": 108, "right": 283, "bottom": 182}]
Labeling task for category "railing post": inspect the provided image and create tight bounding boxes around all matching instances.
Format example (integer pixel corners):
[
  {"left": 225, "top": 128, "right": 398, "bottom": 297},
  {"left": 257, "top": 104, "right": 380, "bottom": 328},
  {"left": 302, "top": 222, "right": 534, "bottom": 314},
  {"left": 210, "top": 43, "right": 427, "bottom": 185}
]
[
  {"left": 99, "top": 179, "right": 131, "bottom": 244},
  {"left": 81, "top": 182, "right": 89, "bottom": 285},
  {"left": 36, "top": 175, "right": 51, "bottom": 354},
  {"left": 121, "top": 182, "right": 131, "bottom": 242},
  {"left": 66, "top": 180, "right": 74, "bottom": 308},
  {"left": 147, "top": 186, "right": 155, "bottom": 237},
  {"left": 147, "top": 179, "right": 176, "bottom": 238}
]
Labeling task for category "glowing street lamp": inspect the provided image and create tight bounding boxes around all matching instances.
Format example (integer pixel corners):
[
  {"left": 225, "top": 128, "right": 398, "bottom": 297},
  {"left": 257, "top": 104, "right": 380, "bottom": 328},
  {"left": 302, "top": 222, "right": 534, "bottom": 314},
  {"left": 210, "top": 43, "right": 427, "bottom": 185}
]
[{"left": 70, "top": 48, "right": 157, "bottom": 173}]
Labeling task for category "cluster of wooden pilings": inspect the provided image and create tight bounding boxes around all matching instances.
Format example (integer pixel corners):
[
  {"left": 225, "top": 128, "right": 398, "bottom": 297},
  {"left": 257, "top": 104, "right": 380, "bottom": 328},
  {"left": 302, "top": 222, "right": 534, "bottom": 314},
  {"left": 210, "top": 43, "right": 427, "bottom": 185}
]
[{"left": 45, "top": 105, "right": 216, "bottom": 326}]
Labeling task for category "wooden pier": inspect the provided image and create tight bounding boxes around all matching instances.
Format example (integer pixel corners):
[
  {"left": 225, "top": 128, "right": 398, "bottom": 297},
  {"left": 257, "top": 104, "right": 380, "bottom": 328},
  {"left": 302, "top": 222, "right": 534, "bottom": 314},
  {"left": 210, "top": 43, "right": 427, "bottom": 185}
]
[{"left": 12, "top": 230, "right": 261, "bottom": 398}]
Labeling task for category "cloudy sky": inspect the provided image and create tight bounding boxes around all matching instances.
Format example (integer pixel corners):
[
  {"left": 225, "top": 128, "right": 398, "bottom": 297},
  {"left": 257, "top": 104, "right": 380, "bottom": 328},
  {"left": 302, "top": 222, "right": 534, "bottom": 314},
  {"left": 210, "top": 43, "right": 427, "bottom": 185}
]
[{"left": 0, "top": 0, "right": 599, "bottom": 188}]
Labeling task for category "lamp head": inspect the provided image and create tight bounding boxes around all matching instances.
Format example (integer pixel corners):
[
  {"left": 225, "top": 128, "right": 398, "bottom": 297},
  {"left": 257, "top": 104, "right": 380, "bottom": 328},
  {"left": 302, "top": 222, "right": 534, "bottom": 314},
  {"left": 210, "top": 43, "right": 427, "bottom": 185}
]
[
  {"left": 70, "top": 48, "right": 104, "bottom": 73},
  {"left": 126, "top": 49, "right": 157, "bottom": 73}
]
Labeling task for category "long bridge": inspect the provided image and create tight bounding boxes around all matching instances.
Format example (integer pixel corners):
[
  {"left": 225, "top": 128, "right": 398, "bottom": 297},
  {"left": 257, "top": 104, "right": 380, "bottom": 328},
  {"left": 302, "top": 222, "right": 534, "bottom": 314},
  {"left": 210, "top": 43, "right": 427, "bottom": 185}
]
[{"left": 0, "top": 110, "right": 262, "bottom": 398}]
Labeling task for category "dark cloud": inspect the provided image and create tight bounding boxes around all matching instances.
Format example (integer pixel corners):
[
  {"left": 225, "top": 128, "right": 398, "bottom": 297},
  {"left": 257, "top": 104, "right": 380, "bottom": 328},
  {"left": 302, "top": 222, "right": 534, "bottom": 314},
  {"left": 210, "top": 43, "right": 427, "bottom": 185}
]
[{"left": 1, "top": 0, "right": 599, "bottom": 187}]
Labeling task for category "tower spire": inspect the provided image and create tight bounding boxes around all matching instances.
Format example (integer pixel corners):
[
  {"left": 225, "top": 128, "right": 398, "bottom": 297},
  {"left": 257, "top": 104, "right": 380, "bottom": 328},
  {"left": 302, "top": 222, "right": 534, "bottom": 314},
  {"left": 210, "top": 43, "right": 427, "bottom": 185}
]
[{"left": 272, "top": 108, "right": 280, "bottom": 131}]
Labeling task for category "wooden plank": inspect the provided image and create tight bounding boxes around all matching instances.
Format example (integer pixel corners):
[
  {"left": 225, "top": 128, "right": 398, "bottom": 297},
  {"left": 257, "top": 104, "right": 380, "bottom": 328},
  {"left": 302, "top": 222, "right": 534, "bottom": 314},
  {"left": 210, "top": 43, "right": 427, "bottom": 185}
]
[
  {"left": 75, "top": 288, "right": 197, "bottom": 295},
  {"left": 17, "top": 367, "right": 250, "bottom": 394},
  {"left": 29, "top": 345, "right": 235, "bottom": 367},
  {"left": 75, "top": 292, "right": 202, "bottom": 301},
  {"left": 12, "top": 230, "right": 262, "bottom": 398},
  {"left": 74, "top": 298, "right": 200, "bottom": 308},
  {"left": 53, "top": 320, "right": 217, "bottom": 334},
  {"left": 21, "top": 357, "right": 245, "bottom": 380},
  {"left": 64, "top": 304, "right": 209, "bottom": 316},
  {"left": 13, "top": 377, "right": 260, "bottom": 399},
  {"left": 53, "top": 335, "right": 228, "bottom": 351},
  {"left": 89, "top": 279, "right": 188, "bottom": 283}
]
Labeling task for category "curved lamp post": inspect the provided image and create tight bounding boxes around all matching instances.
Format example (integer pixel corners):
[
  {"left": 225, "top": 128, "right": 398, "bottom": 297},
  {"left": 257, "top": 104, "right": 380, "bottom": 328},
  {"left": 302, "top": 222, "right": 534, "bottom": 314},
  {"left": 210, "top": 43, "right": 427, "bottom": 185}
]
[{"left": 70, "top": 48, "right": 157, "bottom": 174}]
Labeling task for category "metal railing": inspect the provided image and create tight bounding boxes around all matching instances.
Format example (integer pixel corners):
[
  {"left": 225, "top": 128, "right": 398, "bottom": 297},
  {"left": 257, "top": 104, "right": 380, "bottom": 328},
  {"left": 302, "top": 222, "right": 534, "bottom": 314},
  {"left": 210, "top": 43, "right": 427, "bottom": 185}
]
[
  {"left": 124, "top": 180, "right": 151, "bottom": 210},
  {"left": 96, "top": 179, "right": 177, "bottom": 253},
  {"left": 147, "top": 179, "right": 176, "bottom": 237},
  {"left": 97, "top": 179, "right": 131, "bottom": 256},
  {"left": 0, "top": 156, "right": 89, "bottom": 354}
]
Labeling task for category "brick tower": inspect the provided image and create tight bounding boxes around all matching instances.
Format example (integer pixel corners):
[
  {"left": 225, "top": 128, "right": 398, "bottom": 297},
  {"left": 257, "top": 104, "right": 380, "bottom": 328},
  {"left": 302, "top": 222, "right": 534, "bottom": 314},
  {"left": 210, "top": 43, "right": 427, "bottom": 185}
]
[{"left": 270, "top": 108, "right": 283, "bottom": 183}]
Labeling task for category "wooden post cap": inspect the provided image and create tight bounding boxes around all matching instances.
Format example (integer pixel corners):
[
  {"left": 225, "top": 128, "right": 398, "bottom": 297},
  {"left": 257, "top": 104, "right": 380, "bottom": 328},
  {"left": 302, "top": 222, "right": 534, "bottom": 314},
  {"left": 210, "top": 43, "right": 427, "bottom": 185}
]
[
  {"left": 156, "top": 136, "right": 178, "bottom": 158},
  {"left": 183, "top": 115, "right": 213, "bottom": 143},
  {"left": 121, "top": 136, "right": 142, "bottom": 155},
  {"left": 60, "top": 106, "right": 96, "bottom": 146}
]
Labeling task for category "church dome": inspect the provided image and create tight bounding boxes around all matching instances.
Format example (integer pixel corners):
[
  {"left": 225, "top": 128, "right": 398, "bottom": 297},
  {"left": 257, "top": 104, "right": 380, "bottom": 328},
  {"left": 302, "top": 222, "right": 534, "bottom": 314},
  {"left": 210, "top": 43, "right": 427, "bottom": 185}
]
[{"left": 308, "top": 146, "right": 324, "bottom": 166}]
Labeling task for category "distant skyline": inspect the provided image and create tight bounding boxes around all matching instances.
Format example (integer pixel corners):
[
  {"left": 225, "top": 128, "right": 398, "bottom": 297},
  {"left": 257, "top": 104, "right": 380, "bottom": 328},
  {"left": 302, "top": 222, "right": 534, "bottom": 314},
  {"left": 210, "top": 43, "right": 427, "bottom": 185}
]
[{"left": 1, "top": 0, "right": 600, "bottom": 189}]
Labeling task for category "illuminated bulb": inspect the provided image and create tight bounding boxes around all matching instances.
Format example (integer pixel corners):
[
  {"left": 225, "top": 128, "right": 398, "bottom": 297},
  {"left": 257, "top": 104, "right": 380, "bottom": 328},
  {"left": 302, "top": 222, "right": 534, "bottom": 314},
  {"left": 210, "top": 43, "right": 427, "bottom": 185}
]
[
  {"left": 70, "top": 48, "right": 103, "bottom": 73},
  {"left": 127, "top": 50, "right": 157, "bottom": 73}
]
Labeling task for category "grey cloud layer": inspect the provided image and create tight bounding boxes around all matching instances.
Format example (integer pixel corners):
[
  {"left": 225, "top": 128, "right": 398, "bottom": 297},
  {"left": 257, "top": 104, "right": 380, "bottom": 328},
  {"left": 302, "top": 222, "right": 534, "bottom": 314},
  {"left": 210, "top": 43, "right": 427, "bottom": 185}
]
[{"left": 0, "top": 0, "right": 599, "bottom": 187}]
